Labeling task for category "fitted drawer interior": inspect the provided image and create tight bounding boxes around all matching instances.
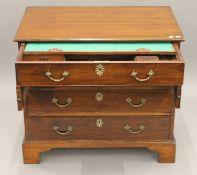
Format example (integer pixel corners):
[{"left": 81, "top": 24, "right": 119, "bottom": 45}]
[
  {"left": 22, "top": 54, "right": 177, "bottom": 61},
  {"left": 18, "top": 42, "right": 181, "bottom": 62},
  {"left": 15, "top": 42, "right": 184, "bottom": 86}
]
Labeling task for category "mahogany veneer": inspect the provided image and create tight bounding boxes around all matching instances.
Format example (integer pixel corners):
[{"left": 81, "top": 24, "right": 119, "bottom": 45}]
[
  {"left": 27, "top": 87, "right": 172, "bottom": 116},
  {"left": 14, "top": 6, "right": 185, "bottom": 164},
  {"left": 14, "top": 6, "right": 184, "bottom": 42}
]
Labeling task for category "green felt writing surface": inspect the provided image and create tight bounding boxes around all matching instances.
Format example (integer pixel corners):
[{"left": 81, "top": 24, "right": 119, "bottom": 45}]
[{"left": 25, "top": 42, "right": 174, "bottom": 52}]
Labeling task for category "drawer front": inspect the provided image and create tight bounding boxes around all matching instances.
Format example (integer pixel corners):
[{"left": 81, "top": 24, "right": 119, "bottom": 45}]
[
  {"left": 28, "top": 87, "right": 172, "bottom": 116},
  {"left": 16, "top": 62, "right": 184, "bottom": 86},
  {"left": 28, "top": 116, "right": 170, "bottom": 140}
]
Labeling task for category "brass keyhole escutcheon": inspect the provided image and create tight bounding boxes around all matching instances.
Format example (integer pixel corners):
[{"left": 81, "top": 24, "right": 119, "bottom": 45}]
[
  {"left": 95, "top": 92, "right": 104, "bottom": 102},
  {"left": 95, "top": 64, "right": 105, "bottom": 76},
  {"left": 96, "top": 118, "right": 103, "bottom": 128}
]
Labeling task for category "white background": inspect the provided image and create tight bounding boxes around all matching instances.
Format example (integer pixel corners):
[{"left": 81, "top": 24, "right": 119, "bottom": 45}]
[{"left": 0, "top": 1, "right": 197, "bottom": 175}]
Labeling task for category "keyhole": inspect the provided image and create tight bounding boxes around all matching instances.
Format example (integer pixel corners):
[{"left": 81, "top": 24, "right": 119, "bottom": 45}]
[{"left": 96, "top": 119, "right": 103, "bottom": 128}]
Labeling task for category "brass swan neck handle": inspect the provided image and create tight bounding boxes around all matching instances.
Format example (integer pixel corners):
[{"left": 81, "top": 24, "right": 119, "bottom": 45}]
[
  {"left": 45, "top": 70, "right": 69, "bottom": 82},
  {"left": 130, "top": 70, "right": 155, "bottom": 82},
  {"left": 124, "top": 124, "right": 145, "bottom": 134},
  {"left": 53, "top": 126, "right": 73, "bottom": 135},
  {"left": 52, "top": 97, "right": 72, "bottom": 108},
  {"left": 126, "top": 97, "right": 146, "bottom": 107}
]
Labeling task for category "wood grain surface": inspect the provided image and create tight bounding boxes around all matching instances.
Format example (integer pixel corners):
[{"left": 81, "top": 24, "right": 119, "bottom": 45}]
[
  {"left": 28, "top": 116, "right": 170, "bottom": 141},
  {"left": 27, "top": 87, "right": 172, "bottom": 116},
  {"left": 23, "top": 139, "right": 176, "bottom": 163},
  {"left": 16, "top": 61, "right": 184, "bottom": 86},
  {"left": 14, "top": 6, "right": 184, "bottom": 42},
  {"left": 14, "top": 6, "right": 184, "bottom": 164}
]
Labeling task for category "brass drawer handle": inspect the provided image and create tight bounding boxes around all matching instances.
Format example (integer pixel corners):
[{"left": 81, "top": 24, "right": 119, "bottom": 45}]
[
  {"left": 130, "top": 70, "right": 155, "bottom": 82},
  {"left": 45, "top": 70, "right": 69, "bottom": 82},
  {"left": 124, "top": 124, "right": 145, "bottom": 134},
  {"left": 52, "top": 97, "right": 72, "bottom": 108},
  {"left": 53, "top": 126, "right": 73, "bottom": 135},
  {"left": 126, "top": 97, "right": 146, "bottom": 107}
]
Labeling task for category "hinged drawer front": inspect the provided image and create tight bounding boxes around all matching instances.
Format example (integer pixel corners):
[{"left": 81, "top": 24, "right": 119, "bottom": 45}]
[
  {"left": 16, "top": 62, "right": 184, "bottom": 86},
  {"left": 27, "top": 87, "right": 173, "bottom": 116},
  {"left": 28, "top": 116, "right": 170, "bottom": 141}
]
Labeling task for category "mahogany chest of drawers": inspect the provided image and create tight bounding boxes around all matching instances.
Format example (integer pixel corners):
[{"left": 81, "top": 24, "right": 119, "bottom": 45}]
[{"left": 14, "top": 6, "right": 185, "bottom": 163}]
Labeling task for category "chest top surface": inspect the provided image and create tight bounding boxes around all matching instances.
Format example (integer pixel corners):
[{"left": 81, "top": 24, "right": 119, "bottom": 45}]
[{"left": 14, "top": 6, "right": 184, "bottom": 42}]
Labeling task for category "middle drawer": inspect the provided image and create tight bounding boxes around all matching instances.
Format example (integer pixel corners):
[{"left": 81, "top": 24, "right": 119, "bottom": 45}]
[{"left": 28, "top": 87, "right": 172, "bottom": 116}]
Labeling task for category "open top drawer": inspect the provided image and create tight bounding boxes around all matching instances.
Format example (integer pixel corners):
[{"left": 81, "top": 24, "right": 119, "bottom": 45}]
[{"left": 15, "top": 42, "right": 184, "bottom": 86}]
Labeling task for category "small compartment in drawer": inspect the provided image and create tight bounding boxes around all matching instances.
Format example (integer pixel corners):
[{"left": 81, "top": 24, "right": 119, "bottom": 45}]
[
  {"left": 28, "top": 116, "right": 170, "bottom": 141},
  {"left": 65, "top": 55, "right": 177, "bottom": 61},
  {"left": 22, "top": 54, "right": 65, "bottom": 61},
  {"left": 65, "top": 54, "right": 133, "bottom": 61}
]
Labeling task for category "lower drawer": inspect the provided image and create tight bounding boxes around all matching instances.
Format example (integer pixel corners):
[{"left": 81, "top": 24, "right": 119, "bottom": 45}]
[
  {"left": 28, "top": 87, "right": 172, "bottom": 116},
  {"left": 28, "top": 116, "right": 170, "bottom": 141}
]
